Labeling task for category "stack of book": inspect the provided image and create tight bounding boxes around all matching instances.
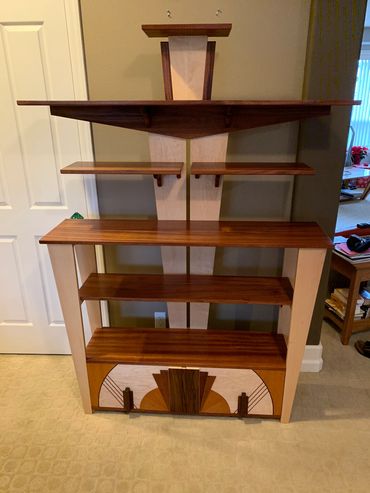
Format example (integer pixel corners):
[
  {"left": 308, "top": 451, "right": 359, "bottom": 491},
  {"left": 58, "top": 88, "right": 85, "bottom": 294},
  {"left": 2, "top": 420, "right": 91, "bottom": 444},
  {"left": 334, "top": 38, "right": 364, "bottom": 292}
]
[
  {"left": 334, "top": 242, "right": 370, "bottom": 261},
  {"left": 325, "top": 287, "right": 365, "bottom": 320}
]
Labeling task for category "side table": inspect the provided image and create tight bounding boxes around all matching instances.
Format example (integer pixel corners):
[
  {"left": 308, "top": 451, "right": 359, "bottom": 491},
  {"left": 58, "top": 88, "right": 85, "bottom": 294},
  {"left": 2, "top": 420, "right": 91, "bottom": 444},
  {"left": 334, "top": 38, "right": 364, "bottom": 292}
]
[
  {"left": 325, "top": 251, "right": 370, "bottom": 344},
  {"left": 341, "top": 166, "right": 370, "bottom": 200}
]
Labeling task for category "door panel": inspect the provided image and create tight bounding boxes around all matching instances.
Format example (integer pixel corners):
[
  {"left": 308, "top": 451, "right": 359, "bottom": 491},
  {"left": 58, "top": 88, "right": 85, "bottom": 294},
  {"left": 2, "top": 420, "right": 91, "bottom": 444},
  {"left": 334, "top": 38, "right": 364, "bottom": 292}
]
[{"left": 0, "top": 0, "right": 95, "bottom": 353}]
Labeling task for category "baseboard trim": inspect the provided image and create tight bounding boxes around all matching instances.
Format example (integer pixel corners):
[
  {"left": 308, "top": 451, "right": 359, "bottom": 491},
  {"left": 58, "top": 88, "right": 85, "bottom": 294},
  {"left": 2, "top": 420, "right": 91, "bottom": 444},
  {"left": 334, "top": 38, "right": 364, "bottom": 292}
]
[{"left": 300, "top": 343, "right": 323, "bottom": 372}]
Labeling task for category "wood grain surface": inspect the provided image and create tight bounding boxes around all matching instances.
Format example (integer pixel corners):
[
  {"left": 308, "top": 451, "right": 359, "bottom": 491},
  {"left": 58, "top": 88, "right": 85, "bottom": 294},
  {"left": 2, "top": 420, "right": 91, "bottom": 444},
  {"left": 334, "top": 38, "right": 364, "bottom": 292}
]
[
  {"left": 17, "top": 100, "right": 359, "bottom": 139},
  {"left": 39, "top": 219, "right": 332, "bottom": 249},
  {"left": 168, "top": 369, "right": 200, "bottom": 413},
  {"left": 141, "top": 23, "right": 232, "bottom": 37},
  {"left": 160, "top": 42, "right": 173, "bottom": 100},
  {"left": 86, "top": 327, "right": 287, "bottom": 370},
  {"left": 203, "top": 41, "right": 216, "bottom": 100},
  {"left": 191, "top": 162, "right": 315, "bottom": 176},
  {"left": 60, "top": 161, "right": 183, "bottom": 175},
  {"left": 79, "top": 273, "right": 293, "bottom": 305}
]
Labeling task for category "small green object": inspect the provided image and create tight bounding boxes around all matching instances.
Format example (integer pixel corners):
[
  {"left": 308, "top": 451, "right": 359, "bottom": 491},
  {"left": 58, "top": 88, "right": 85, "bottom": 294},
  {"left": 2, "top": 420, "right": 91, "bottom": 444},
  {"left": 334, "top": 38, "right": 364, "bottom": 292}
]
[{"left": 70, "top": 212, "right": 84, "bottom": 220}]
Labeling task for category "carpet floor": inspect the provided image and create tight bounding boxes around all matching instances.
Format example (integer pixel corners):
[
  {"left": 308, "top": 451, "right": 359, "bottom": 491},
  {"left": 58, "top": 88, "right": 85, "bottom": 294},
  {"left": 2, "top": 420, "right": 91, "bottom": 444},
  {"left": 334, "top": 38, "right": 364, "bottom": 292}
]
[{"left": 1, "top": 322, "right": 370, "bottom": 493}]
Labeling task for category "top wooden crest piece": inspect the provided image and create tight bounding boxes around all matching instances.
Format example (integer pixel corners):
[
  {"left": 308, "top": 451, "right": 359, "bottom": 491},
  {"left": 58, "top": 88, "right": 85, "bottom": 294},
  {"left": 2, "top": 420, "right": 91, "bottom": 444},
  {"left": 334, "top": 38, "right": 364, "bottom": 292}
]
[{"left": 142, "top": 23, "right": 232, "bottom": 38}]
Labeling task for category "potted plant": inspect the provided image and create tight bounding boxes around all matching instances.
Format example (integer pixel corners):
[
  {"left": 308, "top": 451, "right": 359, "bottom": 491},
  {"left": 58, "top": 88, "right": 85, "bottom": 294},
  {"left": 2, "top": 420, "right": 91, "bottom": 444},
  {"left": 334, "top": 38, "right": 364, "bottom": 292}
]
[{"left": 351, "top": 146, "right": 368, "bottom": 165}]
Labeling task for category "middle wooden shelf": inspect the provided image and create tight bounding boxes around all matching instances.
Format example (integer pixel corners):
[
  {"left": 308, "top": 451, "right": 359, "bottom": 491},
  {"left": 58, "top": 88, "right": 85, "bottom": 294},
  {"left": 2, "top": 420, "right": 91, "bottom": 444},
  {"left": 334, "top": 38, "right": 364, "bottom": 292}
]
[{"left": 79, "top": 273, "right": 293, "bottom": 305}]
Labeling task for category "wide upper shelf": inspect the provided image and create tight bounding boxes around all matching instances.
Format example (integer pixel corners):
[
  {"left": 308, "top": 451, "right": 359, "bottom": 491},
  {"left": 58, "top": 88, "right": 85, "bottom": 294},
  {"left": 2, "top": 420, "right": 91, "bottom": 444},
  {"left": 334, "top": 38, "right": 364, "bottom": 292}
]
[
  {"left": 142, "top": 23, "right": 232, "bottom": 38},
  {"left": 39, "top": 219, "right": 332, "bottom": 249},
  {"left": 17, "top": 99, "right": 360, "bottom": 139}
]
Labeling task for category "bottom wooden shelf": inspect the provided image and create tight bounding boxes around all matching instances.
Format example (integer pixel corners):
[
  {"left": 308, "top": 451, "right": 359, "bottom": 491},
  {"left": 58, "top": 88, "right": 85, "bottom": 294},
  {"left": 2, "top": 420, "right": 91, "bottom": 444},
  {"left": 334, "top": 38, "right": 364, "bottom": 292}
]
[
  {"left": 86, "top": 327, "right": 287, "bottom": 370},
  {"left": 86, "top": 328, "right": 286, "bottom": 418}
]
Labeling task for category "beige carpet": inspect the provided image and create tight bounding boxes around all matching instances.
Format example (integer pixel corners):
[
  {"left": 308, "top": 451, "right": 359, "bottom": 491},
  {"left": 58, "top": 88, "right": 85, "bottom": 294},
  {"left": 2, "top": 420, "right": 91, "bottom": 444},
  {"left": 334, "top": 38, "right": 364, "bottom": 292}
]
[
  {"left": 1, "top": 322, "right": 370, "bottom": 493},
  {"left": 336, "top": 194, "right": 370, "bottom": 231}
]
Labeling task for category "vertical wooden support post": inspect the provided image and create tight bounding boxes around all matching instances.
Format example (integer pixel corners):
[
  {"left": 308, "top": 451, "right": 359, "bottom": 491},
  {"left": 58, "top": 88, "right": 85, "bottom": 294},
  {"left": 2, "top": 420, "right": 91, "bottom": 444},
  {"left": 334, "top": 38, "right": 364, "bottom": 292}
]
[
  {"left": 278, "top": 248, "right": 326, "bottom": 423},
  {"left": 168, "top": 36, "right": 208, "bottom": 99},
  {"left": 149, "top": 135, "right": 187, "bottom": 327},
  {"left": 190, "top": 133, "right": 228, "bottom": 328},
  {"left": 48, "top": 244, "right": 92, "bottom": 414},
  {"left": 150, "top": 36, "right": 208, "bottom": 328},
  {"left": 75, "top": 244, "right": 102, "bottom": 337}
]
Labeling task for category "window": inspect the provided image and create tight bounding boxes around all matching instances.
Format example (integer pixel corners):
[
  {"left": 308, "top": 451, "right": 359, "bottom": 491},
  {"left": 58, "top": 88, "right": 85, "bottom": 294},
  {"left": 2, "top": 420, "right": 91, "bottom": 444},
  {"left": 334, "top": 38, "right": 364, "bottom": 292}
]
[{"left": 350, "top": 59, "right": 370, "bottom": 146}]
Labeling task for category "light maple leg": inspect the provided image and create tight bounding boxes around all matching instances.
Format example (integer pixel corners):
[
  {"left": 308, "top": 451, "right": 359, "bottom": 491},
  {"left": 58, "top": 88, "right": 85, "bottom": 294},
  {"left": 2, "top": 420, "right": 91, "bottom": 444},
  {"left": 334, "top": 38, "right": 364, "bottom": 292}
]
[
  {"left": 277, "top": 248, "right": 298, "bottom": 340},
  {"left": 279, "top": 248, "right": 326, "bottom": 423},
  {"left": 149, "top": 134, "right": 187, "bottom": 327},
  {"left": 75, "top": 244, "right": 102, "bottom": 336},
  {"left": 48, "top": 244, "right": 92, "bottom": 413},
  {"left": 190, "top": 133, "right": 228, "bottom": 328}
]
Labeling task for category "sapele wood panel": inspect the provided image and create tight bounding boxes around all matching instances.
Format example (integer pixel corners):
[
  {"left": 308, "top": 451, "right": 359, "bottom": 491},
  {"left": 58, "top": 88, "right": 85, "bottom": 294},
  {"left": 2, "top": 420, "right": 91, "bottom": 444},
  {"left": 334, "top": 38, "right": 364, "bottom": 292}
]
[
  {"left": 191, "top": 162, "right": 315, "bottom": 176},
  {"left": 60, "top": 161, "right": 183, "bottom": 175},
  {"left": 39, "top": 219, "right": 332, "bottom": 249},
  {"left": 142, "top": 23, "right": 232, "bottom": 37},
  {"left": 17, "top": 100, "right": 359, "bottom": 139},
  {"left": 160, "top": 42, "right": 173, "bottom": 101},
  {"left": 79, "top": 273, "right": 293, "bottom": 305},
  {"left": 168, "top": 369, "right": 200, "bottom": 414},
  {"left": 86, "top": 327, "right": 287, "bottom": 370},
  {"left": 203, "top": 41, "right": 216, "bottom": 100}
]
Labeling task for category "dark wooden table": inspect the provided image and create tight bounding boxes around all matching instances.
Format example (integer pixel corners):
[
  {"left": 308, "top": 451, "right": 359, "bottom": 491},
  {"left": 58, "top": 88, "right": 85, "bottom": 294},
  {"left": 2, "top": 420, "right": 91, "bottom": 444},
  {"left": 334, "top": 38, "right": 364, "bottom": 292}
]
[{"left": 325, "top": 251, "right": 370, "bottom": 344}]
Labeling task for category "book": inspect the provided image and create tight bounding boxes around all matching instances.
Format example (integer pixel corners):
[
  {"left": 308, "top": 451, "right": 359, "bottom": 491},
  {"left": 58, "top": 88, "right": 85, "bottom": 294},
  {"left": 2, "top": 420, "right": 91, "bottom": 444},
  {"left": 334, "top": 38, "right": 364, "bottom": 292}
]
[
  {"left": 332, "top": 288, "right": 363, "bottom": 306},
  {"left": 325, "top": 298, "right": 345, "bottom": 319},
  {"left": 330, "top": 294, "right": 347, "bottom": 311},
  {"left": 331, "top": 295, "right": 363, "bottom": 314},
  {"left": 334, "top": 243, "right": 370, "bottom": 260},
  {"left": 325, "top": 296, "right": 363, "bottom": 320},
  {"left": 335, "top": 287, "right": 349, "bottom": 298}
]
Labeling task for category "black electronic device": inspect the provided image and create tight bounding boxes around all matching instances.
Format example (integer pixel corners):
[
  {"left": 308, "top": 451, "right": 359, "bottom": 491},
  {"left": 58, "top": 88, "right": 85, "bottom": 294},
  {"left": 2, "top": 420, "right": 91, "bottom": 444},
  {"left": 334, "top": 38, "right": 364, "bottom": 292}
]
[{"left": 346, "top": 234, "right": 370, "bottom": 252}]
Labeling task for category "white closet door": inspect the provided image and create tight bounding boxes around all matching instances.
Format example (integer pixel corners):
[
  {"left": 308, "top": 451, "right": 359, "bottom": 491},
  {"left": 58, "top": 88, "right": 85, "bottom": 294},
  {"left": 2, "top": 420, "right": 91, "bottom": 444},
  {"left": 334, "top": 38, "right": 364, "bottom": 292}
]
[{"left": 0, "top": 0, "right": 97, "bottom": 353}]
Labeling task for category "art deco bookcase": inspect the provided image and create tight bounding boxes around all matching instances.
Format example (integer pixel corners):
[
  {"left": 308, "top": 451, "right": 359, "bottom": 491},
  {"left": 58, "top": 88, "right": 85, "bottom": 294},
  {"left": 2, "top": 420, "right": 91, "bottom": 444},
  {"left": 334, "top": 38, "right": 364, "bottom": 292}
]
[{"left": 18, "top": 24, "right": 357, "bottom": 423}]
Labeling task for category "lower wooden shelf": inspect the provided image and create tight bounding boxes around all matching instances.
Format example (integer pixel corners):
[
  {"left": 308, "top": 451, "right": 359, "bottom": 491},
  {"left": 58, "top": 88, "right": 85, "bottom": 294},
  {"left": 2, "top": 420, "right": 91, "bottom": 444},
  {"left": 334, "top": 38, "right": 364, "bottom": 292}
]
[
  {"left": 86, "top": 327, "right": 286, "bottom": 370},
  {"left": 86, "top": 327, "right": 286, "bottom": 418}
]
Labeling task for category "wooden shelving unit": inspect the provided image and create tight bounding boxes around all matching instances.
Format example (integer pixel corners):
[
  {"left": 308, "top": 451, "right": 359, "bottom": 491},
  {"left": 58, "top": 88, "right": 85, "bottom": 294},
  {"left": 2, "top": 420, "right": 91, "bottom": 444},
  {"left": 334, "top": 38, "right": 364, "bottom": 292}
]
[{"left": 21, "top": 23, "right": 358, "bottom": 423}]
